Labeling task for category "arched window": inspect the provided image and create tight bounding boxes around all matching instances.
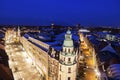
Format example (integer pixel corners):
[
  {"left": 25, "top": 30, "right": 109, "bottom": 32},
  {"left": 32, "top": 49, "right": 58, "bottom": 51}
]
[{"left": 68, "top": 49, "right": 70, "bottom": 53}]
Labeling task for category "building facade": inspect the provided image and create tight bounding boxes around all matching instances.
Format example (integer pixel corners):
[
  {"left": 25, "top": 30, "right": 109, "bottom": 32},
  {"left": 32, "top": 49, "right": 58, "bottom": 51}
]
[
  {"left": 20, "top": 36, "right": 49, "bottom": 80},
  {"left": 19, "top": 30, "right": 79, "bottom": 80}
]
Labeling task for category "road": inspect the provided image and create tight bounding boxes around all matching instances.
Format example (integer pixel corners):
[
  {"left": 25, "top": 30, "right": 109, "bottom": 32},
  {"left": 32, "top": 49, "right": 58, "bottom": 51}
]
[
  {"left": 80, "top": 41, "right": 98, "bottom": 80},
  {"left": 5, "top": 42, "right": 42, "bottom": 80}
]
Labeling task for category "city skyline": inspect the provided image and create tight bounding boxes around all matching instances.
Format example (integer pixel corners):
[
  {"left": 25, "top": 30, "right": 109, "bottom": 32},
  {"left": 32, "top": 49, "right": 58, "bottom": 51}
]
[{"left": 0, "top": 0, "right": 120, "bottom": 27}]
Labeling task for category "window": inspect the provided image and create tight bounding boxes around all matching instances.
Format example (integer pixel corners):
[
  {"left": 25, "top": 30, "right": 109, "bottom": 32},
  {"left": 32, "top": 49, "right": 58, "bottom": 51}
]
[
  {"left": 68, "top": 49, "right": 70, "bottom": 53},
  {"left": 68, "top": 67, "right": 71, "bottom": 73},
  {"left": 60, "top": 75, "right": 61, "bottom": 80},
  {"left": 60, "top": 65, "right": 61, "bottom": 71},
  {"left": 68, "top": 77, "right": 71, "bottom": 80},
  {"left": 64, "top": 57, "right": 65, "bottom": 61},
  {"left": 68, "top": 58, "right": 71, "bottom": 63},
  {"left": 65, "top": 48, "right": 66, "bottom": 52}
]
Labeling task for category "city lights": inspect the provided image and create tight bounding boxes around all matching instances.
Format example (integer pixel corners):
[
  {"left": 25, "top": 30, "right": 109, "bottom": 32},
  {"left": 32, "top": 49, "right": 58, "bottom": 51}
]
[
  {"left": 94, "top": 69, "right": 100, "bottom": 76},
  {"left": 2, "top": 25, "right": 120, "bottom": 80}
]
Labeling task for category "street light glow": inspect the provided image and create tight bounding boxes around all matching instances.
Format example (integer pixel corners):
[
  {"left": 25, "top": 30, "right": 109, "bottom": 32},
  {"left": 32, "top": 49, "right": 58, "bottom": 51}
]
[
  {"left": 26, "top": 57, "right": 32, "bottom": 64},
  {"left": 94, "top": 69, "right": 100, "bottom": 76}
]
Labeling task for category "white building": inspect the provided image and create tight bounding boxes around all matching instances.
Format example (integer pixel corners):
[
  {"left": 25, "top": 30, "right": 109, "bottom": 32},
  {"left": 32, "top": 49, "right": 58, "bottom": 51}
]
[{"left": 58, "top": 30, "right": 77, "bottom": 80}]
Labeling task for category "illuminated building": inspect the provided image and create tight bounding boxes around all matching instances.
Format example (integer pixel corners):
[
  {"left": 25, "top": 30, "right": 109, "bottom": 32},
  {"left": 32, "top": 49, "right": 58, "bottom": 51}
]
[
  {"left": 58, "top": 30, "right": 77, "bottom": 80},
  {"left": 5, "top": 27, "right": 80, "bottom": 80}
]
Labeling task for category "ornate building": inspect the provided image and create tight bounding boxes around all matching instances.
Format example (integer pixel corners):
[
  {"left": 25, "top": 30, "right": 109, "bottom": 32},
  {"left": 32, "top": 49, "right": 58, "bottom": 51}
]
[
  {"left": 19, "top": 30, "right": 79, "bottom": 80},
  {"left": 58, "top": 30, "right": 77, "bottom": 80}
]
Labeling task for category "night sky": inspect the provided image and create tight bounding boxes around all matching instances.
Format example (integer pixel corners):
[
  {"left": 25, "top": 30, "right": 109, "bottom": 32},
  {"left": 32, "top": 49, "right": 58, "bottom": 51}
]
[{"left": 0, "top": 0, "right": 120, "bottom": 26}]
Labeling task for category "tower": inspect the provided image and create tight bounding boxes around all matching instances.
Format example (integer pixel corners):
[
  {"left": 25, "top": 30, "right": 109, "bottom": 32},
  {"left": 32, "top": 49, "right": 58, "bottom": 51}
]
[
  {"left": 18, "top": 26, "right": 20, "bottom": 37},
  {"left": 58, "top": 30, "right": 77, "bottom": 80}
]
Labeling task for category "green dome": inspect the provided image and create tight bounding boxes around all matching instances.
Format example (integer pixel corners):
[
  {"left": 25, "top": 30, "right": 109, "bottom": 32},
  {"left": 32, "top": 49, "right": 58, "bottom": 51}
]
[
  {"left": 63, "top": 40, "right": 73, "bottom": 47},
  {"left": 63, "top": 30, "right": 73, "bottom": 47},
  {"left": 66, "top": 30, "right": 71, "bottom": 34}
]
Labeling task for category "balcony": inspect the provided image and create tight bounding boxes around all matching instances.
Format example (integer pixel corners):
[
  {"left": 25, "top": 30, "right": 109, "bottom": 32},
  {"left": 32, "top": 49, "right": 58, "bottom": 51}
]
[{"left": 59, "top": 60, "right": 77, "bottom": 66}]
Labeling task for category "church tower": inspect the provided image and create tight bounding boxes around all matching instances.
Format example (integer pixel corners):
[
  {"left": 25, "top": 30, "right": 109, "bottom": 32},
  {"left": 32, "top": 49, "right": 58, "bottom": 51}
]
[{"left": 58, "top": 30, "right": 77, "bottom": 80}]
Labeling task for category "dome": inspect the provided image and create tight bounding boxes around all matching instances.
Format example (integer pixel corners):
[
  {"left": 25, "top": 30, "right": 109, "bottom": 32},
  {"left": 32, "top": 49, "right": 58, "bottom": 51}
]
[
  {"left": 66, "top": 30, "right": 71, "bottom": 34},
  {"left": 63, "top": 40, "right": 73, "bottom": 47},
  {"left": 63, "top": 30, "right": 73, "bottom": 47}
]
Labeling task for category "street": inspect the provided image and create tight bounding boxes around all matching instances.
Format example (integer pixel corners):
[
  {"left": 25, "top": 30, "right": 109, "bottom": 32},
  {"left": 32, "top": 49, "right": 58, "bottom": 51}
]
[
  {"left": 5, "top": 42, "right": 42, "bottom": 80},
  {"left": 80, "top": 41, "right": 98, "bottom": 80}
]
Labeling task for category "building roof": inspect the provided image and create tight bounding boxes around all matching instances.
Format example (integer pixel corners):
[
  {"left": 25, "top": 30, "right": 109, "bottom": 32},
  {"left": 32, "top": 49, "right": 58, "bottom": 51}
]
[
  {"left": 97, "top": 43, "right": 119, "bottom": 62},
  {"left": 100, "top": 44, "right": 117, "bottom": 54},
  {"left": 108, "top": 64, "right": 120, "bottom": 79},
  {"left": 28, "top": 40, "right": 48, "bottom": 52}
]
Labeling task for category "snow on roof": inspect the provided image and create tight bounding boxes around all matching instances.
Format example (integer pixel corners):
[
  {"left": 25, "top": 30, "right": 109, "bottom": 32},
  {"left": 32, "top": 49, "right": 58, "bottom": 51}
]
[
  {"left": 108, "top": 64, "right": 120, "bottom": 78},
  {"left": 24, "top": 33, "right": 30, "bottom": 39},
  {"left": 72, "top": 34, "right": 79, "bottom": 41},
  {"left": 87, "top": 35, "right": 96, "bottom": 40},
  {"left": 52, "top": 46, "right": 62, "bottom": 51},
  {"left": 115, "top": 34, "right": 120, "bottom": 38},
  {"left": 39, "top": 35, "right": 51, "bottom": 40},
  {"left": 46, "top": 41, "right": 62, "bottom": 46},
  {"left": 28, "top": 40, "right": 48, "bottom": 52},
  {"left": 55, "top": 36, "right": 64, "bottom": 41},
  {"left": 0, "top": 34, "right": 4, "bottom": 39},
  {"left": 101, "top": 44, "right": 117, "bottom": 54},
  {"left": 97, "top": 31, "right": 109, "bottom": 35},
  {"left": 109, "top": 64, "right": 120, "bottom": 68},
  {"left": 79, "top": 29, "right": 90, "bottom": 32}
]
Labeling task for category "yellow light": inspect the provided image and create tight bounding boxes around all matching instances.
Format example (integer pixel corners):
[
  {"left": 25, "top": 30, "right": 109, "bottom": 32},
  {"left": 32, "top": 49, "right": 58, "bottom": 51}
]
[
  {"left": 26, "top": 57, "right": 32, "bottom": 64},
  {"left": 94, "top": 69, "right": 100, "bottom": 76}
]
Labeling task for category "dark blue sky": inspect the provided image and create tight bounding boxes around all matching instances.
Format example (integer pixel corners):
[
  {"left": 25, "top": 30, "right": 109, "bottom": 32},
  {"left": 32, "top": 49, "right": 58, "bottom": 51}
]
[{"left": 0, "top": 0, "right": 120, "bottom": 26}]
